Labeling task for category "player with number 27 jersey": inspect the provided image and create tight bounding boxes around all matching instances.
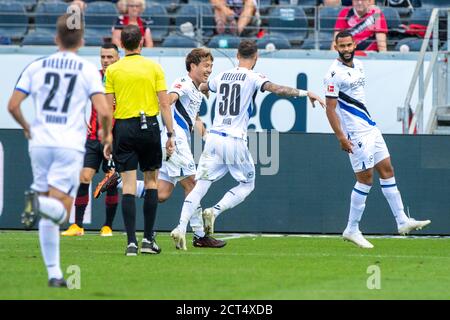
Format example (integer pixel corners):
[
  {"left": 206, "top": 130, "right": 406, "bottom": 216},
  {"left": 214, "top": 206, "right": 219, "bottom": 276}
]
[{"left": 15, "top": 51, "right": 105, "bottom": 152}]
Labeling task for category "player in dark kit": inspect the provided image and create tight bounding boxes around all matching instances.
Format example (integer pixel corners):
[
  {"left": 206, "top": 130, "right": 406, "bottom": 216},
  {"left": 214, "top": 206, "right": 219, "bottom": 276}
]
[{"left": 61, "top": 43, "right": 120, "bottom": 237}]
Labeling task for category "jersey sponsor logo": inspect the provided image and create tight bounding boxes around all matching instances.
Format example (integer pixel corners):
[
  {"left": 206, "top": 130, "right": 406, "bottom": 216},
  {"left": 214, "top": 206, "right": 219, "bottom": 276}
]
[{"left": 175, "top": 83, "right": 182, "bottom": 89}]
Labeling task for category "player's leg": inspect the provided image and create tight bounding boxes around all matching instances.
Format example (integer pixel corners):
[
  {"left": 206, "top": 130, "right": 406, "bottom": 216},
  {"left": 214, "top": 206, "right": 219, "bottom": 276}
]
[
  {"left": 27, "top": 147, "right": 83, "bottom": 287},
  {"left": 120, "top": 169, "right": 139, "bottom": 255},
  {"left": 100, "top": 159, "right": 119, "bottom": 236},
  {"left": 62, "top": 139, "right": 101, "bottom": 236},
  {"left": 203, "top": 138, "right": 255, "bottom": 235},
  {"left": 179, "top": 176, "right": 227, "bottom": 249},
  {"left": 61, "top": 167, "right": 95, "bottom": 236},
  {"left": 342, "top": 134, "right": 375, "bottom": 248},
  {"left": 375, "top": 156, "right": 431, "bottom": 235},
  {"left": 171, "top": 136, "right": 227, "bottom": 249},
  {"left": 140, "top": 169, "right": 161, "bottom": 254}
]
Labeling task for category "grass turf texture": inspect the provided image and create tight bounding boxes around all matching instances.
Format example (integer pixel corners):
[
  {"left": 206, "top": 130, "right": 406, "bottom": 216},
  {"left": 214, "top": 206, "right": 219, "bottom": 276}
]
[{"left": 0, "top": 231, "right": 449, "bottom": 299}]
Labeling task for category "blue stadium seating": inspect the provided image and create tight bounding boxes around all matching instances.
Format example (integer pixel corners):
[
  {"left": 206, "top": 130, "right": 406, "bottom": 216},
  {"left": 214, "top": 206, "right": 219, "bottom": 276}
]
[
  {"left": 34, "top": 1, "right": 68, "bottom": 33},
  {"left": 175, "top": 4, "right": 198, "bottom": 28},
  {"left": 267, "top": 6, "right": 308, "bottom": 43},
  {"left": 382, "top": 6, "right": 402, "bottom": 31},
  {"left": 143, "top": 3, "right": 170, "bottom": 42},
  {"left": 22, "top": 30, "right": 55, "bottom": 45},
  {"left": 257, "top": 33, "right": 292, "bottom": 49},
  {"left": 300, "top": 32, "right": 334, "bottom": 50},
  {"left": 161, "top": 34, "right": 198, "bottom": 47},
  {"left": 82, "top": 1, "right": 117, "bottom": 46},
  {"left": 208, "top": 34, "right": 240, "bottom": 49},
  {"left": 199, "top": 3, "right": 215, "bottom": 38},
  {"left": 318, "top": 6, "right": 341, "bottom": 33},
  {"left": 0, "top": 2, "right": 28, "bottom": 39}
]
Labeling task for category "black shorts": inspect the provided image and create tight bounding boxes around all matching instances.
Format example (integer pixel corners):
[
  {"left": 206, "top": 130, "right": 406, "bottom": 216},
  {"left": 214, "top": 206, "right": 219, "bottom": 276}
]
[
  {"left": 113, "top": 116, "right": 162, "bottom": 173},
  {"left": 83, "top": 139, "right": 110, "bottom": 173}
]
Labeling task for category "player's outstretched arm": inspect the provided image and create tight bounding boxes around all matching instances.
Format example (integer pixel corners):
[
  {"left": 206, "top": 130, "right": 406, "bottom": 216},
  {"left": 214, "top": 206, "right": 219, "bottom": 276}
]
[
  {"left": 325, "top": 97, "right": 353, "bottom": 153},
  {"left": 7, "top": 90, "right": 31, "bottom": 139},
  {"left": 262, "top": 82, "right": 325, "bottom": 108}
]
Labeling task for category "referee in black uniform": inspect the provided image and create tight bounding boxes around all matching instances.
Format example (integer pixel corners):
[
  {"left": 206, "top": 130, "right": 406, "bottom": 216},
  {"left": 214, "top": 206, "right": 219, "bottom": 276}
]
[{"left": 104, "top": 25, "right": 174, "bottom": 256}]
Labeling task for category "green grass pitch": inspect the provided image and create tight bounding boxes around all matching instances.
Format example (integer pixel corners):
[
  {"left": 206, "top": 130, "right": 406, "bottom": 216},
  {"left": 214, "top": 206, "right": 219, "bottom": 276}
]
[{"left": 0, "top": 231, "right": 449, "bottom": 299}]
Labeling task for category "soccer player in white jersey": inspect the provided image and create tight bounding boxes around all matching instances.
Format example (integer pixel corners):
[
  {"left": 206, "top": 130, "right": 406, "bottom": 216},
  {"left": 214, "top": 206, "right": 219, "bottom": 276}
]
[
  {"left": 95, "top": 48, "right": 226, "bottom": 249},
  {"left": 324, "top": 31, "right": 431, "bottom": 249},
  {"left": 170, "top": 40, "right": 326, "bottom": 250},
  {"left": 7, "top": 14, "right": 112, "bottom": 287}
]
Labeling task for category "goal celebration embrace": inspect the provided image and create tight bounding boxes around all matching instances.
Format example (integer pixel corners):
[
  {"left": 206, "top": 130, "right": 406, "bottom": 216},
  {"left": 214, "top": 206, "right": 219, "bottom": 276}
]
[{"left": 1, "top": 2, "right": 448, "bottom": 301}]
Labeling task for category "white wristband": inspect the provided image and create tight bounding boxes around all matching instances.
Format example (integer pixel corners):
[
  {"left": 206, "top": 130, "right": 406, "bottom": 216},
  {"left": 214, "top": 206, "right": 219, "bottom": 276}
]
[{"left": 298, "top": 89, "right": 308, "bottom": 97}]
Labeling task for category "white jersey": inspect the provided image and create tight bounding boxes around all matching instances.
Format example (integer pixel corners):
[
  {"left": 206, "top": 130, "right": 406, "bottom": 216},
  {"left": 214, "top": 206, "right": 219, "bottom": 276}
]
[
  {"left": 208, "top": 66, "right": 269, "bottom": 139},
  {"left": 15, "top": 51, "right": 104, "bottom": 152},
  {"left": 324, "top": 58, "right": 376, "bottom": 136},
  {"left": 167, "top": 75, "right": 203, "bottom": 141}
]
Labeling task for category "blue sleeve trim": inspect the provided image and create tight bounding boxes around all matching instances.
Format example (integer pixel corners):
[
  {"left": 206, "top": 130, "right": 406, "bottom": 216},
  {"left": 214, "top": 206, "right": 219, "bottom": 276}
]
[{"left": 15, "top": 87, "right": 29, "bottom": 95}]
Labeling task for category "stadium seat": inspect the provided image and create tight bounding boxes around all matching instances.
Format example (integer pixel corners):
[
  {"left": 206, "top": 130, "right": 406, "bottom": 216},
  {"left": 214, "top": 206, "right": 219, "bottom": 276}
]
[
  {"left": 147, "top": 0, "right": 179, "bottom": 13},
  {"left": 300, "top": 32, "right": 334, "bottom": 50},
  {"left": 0, "top": 2, "right": 28, "bottom": 39},
  {"left": 34, "top": 1, "right": 68, "bottom": 33},
  {"left": 5, "top": 0, "right": 37, "bottom": 11},
  {"left": 267, "top": 6, "right": 308, "bottom": 43},
  {"left": 161, "top": 34, "right": 198, "bottom": 47},
  {"left": 199, "top": 3, "right": 215, "bottom": 38},
  {"left": 278, "top": 0, "right": 317, "bottom": 14},
  {"left": 382, "top": 7, "right": 402, "bottom": 31},
  {"left": 175, "top": 4, "right": 198, "bottom": 28},
  {"left": 408, "top": 8, "right": 433, "bottom": 27},
  {"left": 318, "top": 6, "right": 341, "bottom": 34},
  {"left": 84, "top": 1, "right": 118, "bottom": 42},
  {"left": 208, "top": 34, "right": 240, "bottom": 49},
  {"left": 394, "top": 37, "right": 430, "bottom": 52},
  {"left": 143, "top": 4, "right": 170, "bottom": 42},
  {"left": 257, "top": 33, "right": 291, "bottom": 49},
  {"left": 22, "top": 30, "right": 55, "bottom": 45}
]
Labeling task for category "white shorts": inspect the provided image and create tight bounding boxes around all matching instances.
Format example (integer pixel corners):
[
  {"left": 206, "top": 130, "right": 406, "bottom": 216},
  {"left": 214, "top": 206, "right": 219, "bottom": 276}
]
[
  {"left": 29, "top": 147, "right": 84, "bottom": 197},
  {"left": 348, "top": 127, "right": 390, "bottom": 173},
  {"left": 195, "top": 133, "right": 255, "bottom": 183},
  {"left": 159, "top": 131, "right": 196, "bottom": 186}
]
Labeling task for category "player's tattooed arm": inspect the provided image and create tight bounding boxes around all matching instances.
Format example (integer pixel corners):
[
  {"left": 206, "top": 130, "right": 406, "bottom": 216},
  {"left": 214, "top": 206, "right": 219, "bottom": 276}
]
[
  {"left": 262, "top": 82, "right": 300, "bottom": 97},
  {"left": 263, "top": 82, "right": 326, "bottom": 108}
]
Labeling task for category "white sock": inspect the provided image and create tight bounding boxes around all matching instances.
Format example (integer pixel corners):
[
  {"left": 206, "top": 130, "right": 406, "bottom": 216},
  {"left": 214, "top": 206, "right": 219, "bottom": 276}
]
[
  {"left": 136, "top": 180, "right": 145, "bottom": 198},
  {"left": 190, "top": 205, "right": 205, "bottom": 237},
  {"left": 346, "top": 182, "right": 371, "bottom": 233},
  {"left": 39, "top": 218, "right": 63, "bottom": 280},
  {"left": 178, "top": 180, "right": 212, "bottom": 233},
  {"left": 380, "top": 177, "right": 409, "bottom": 226},
  {"left": 38, "top": 196, "right": 67, "bottom": 225},
  {"left": 212, "top": 181, "right": 255, "bottom": 218}
]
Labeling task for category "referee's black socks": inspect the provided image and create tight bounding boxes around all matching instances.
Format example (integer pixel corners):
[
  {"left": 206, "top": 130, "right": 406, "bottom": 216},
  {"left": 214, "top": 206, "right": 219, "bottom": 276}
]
[
  {"left": 122, "top": 194, "right": 137, "bottom": 244},
  {"left": 143, "top": 189, "right": 158, "bottom": 241}
]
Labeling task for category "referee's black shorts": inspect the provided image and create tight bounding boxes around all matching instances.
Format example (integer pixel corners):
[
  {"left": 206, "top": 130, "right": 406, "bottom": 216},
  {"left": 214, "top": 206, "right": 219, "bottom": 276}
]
[
  {"left": 112, "top": 116, "right": 162, "bottom": 173},
  {"left": 83, "top": 139, "right": 111, "bottom": 173}
]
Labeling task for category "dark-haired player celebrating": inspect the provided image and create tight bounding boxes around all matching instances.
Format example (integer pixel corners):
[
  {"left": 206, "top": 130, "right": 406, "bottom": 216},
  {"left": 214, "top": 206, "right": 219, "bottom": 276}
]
[{"left": 324, "top": 31, "right": 430, "bottom": 249}]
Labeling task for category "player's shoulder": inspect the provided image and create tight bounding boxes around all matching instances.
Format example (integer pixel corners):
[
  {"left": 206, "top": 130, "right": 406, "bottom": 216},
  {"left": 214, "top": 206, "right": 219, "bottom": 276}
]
[
  {"left": 324, "top": 59, "right": 342, "bottom": 80},
  {"left": 22, "top": 55, "right": 49, "bottom": 73},
  {"left": 171, "top": 75, "right": 191, "bottom": 90}
]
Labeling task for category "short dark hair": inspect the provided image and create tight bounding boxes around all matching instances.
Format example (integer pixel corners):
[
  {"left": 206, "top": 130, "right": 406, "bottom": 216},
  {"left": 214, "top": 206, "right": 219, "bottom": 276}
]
[
  {"left": 185, "top": 48, "right": 214, "bottom": 72},
  {"left": 121, "top": 25, "right": 142, "bottom": 51},
  {"left": 56, "top": 14, "right": 84, "bottom": 49},
  {"left": 101, "top": 43, "right": 119, "bottom": 52},
  {"left": 335, "top": 30, "right": 354, "bottom": 42},
  {"left": 238, "top": 40, "right": 257, "bottom": 59}
]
